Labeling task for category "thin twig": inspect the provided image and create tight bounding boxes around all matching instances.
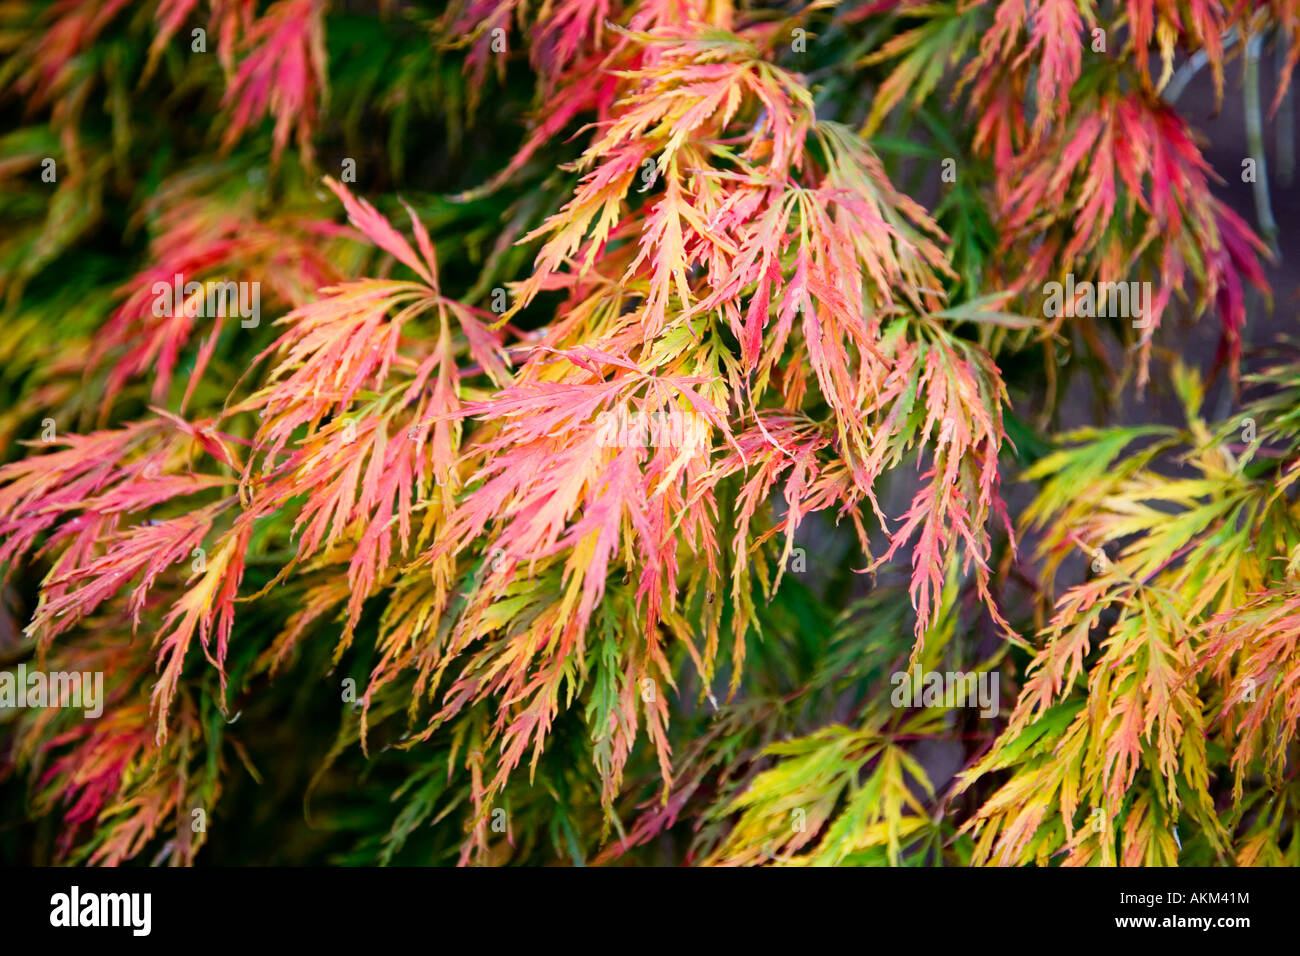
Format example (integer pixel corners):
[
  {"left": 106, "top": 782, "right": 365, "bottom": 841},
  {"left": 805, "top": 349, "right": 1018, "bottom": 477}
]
[
  {"left": 1245, "top": 31, "right": 1280, "bottom": 254},
  {"left": 1165, "top": 28, "right": 1239, "bottom": 103}
]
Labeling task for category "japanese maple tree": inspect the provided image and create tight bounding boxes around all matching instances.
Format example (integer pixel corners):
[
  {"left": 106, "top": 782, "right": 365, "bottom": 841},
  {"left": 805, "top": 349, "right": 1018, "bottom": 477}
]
[{"left": 0, "top": 0, "right": 1297, "bottom": 867}]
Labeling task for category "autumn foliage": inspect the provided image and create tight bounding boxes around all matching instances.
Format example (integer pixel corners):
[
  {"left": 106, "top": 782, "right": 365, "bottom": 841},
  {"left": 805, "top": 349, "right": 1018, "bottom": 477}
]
[{"left": 0, "top": 0, "right": 1298, "bottom": 866}]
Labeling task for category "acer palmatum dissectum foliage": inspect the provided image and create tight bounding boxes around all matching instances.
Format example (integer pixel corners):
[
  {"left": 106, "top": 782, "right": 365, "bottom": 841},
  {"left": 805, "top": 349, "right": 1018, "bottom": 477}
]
[
  {"left": 0, "top": 0, "right": 1296, "bottom": 866},
  {"left": 959, "top": 361, "right": 1300, "bottom": 866}
]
